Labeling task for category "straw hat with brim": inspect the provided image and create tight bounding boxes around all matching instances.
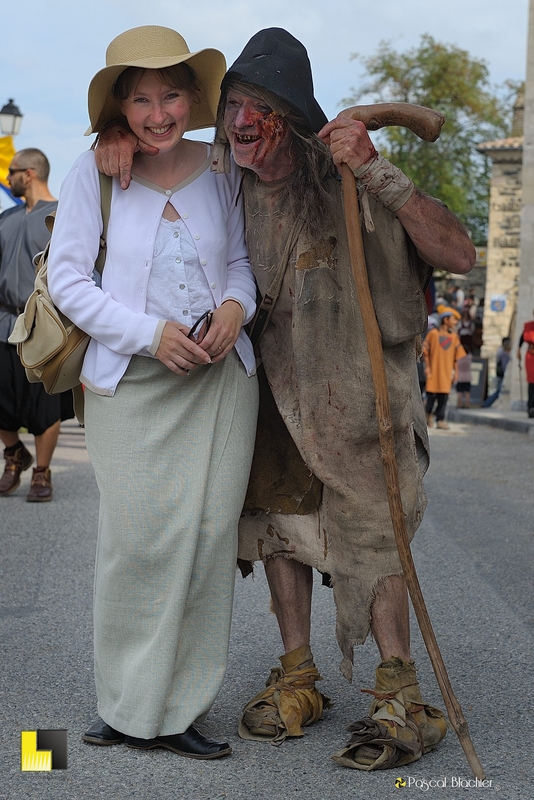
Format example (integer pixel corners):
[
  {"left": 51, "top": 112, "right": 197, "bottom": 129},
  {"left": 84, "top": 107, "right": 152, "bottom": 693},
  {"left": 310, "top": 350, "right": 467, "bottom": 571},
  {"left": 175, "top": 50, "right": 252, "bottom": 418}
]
[{"left": 85, "top": 25, "right": 226, "bottom": 135}]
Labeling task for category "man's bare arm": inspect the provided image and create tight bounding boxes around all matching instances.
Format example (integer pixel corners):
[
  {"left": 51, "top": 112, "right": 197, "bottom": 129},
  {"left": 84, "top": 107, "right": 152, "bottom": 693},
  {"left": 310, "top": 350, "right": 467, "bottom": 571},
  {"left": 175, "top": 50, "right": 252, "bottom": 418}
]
[
  {"left": 395, "top": 190, "right": 475, "bottom": 274},
  {"left": 318, "top": 116, "right": 476, "bottom": 275}
]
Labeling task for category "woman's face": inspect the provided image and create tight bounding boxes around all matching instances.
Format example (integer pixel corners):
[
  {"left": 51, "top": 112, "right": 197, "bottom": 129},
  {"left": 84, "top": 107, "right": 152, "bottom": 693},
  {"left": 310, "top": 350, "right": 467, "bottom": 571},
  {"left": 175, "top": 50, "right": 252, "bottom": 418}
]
[{"left": 120, "top": 69, "right": 193, "bottom": 153}]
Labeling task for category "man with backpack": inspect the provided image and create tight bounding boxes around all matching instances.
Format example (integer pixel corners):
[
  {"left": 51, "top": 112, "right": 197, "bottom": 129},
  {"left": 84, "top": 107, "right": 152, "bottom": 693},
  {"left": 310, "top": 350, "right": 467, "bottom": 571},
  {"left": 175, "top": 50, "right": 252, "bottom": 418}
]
[{"left": 0, "top": 148, "right": 69, "bottom": 501}]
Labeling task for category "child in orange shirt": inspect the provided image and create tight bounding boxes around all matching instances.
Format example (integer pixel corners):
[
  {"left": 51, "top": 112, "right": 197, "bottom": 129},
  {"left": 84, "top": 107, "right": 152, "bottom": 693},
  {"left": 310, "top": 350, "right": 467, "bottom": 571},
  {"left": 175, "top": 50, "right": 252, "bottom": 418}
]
[{"left": 422, "top": 307, "right": 466, "bottom": 429}]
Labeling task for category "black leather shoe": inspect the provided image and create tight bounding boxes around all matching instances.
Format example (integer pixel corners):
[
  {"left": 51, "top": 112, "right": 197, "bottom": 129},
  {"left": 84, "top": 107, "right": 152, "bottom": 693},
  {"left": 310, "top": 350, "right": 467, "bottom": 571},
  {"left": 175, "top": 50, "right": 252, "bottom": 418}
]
[
  {"left": 82, "top": 718, "right": 125, "bottom": 745},
  {"left": 125, "top": 725, "right": 232, "bottom": 759}
]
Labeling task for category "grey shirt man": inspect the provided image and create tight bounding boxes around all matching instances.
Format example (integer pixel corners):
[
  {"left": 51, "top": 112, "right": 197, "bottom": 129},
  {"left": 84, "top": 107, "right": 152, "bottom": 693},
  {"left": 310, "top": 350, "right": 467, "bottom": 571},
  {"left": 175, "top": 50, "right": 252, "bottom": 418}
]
[{"left": 0, "top": 199, "right": 57, "bottom": 342}]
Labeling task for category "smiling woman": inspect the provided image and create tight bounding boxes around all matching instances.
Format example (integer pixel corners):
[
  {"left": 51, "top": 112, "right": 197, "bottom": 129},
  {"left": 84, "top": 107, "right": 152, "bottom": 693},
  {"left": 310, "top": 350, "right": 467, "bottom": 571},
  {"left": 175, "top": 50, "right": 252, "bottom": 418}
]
[
  {"left": 113, "top": 65, "right": 198, "bottom": 154},
  {"left": 46, "top": 25, "right": 259, "bottom": 760}
]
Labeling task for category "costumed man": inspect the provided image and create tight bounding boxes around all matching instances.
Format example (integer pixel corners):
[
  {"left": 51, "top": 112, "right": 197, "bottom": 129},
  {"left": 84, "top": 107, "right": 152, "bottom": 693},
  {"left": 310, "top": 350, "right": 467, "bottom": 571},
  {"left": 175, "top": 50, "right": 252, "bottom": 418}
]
[
  {"left": 517, "top": 313, "right": 534, "bottom": 417},
  {"left": 95, "top": 28, "right": 475, "bottom": 770},
  {"left": 423, "top": 306, "right": 465, "bottom": 430},
  {"left": 0, "top": 149, "right": 73, "bottom": 501},
  {"left": 482, "top": 336, "right": 511, "bottom": 408}
]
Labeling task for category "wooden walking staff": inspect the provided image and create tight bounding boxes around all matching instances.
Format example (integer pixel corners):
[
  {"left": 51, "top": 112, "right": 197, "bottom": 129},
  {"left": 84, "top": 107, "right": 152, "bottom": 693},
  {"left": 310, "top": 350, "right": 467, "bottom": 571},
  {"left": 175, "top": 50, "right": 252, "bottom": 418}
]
[{"left": 340, "top": 102, "right": 485, "bottom": 780}]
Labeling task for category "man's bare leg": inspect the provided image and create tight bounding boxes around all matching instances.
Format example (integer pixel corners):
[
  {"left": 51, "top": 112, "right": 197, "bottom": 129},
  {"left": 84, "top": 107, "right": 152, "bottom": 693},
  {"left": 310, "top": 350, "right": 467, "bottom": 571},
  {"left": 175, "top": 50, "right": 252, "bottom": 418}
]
[
  {"left": 264, "top": 555, "right": 313, "bottom": 652},
  {"left": 333, "top": 573, "right": 447, "bottom": 769},
  {"left": 34, "top": 419, "right": 60, "bottom": 467},
  {"left": 239, "top": 555, "right": 325, "bottom": 742},
  {"left": 370, "top": 573, "right": 411, "bottom": 662},
  {"left": 265, "top": 559, "right": 411, "bottom": 659},
  {"left": 0, "top": 430, "right": 20, "bottom": 448}
]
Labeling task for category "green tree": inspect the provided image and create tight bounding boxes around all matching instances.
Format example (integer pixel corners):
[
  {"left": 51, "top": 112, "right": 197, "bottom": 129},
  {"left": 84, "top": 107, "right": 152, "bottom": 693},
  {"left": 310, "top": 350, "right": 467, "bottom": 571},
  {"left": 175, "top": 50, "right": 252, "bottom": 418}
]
[{"left": 343, "top": 35, "right": 522, "bottom": 244}]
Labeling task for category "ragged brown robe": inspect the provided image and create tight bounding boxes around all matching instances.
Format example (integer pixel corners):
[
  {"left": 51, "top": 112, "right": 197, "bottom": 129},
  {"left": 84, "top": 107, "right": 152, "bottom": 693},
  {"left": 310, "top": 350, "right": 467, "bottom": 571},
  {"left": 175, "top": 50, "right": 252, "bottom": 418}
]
[{"left": 238, "top": 171, "right": 432, "bottom": 681}]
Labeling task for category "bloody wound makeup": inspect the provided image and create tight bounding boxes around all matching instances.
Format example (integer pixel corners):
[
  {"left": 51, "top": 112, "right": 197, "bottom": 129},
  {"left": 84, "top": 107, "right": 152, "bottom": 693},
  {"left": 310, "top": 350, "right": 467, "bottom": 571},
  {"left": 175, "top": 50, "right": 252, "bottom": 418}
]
[{"left": 224, "top": 91, "right": 292, "bottom": 181}]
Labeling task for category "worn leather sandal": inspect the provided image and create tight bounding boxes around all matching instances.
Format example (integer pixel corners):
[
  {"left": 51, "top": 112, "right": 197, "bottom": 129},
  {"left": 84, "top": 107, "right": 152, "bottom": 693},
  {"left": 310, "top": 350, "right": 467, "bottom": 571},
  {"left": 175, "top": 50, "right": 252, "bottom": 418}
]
[
  {"left": 238, "top": 644, "right": 332, "bottom": 745},
  {"left": 331, "top": 657, "right": 447, "bottom": 770}
]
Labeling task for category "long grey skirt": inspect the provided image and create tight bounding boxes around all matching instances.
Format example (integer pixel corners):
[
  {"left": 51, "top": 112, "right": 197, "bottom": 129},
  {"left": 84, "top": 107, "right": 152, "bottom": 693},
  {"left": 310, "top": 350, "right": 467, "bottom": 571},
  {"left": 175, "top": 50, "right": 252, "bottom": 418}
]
[{"left": 84, "top": 352, "right": 258, "bottom": 738}]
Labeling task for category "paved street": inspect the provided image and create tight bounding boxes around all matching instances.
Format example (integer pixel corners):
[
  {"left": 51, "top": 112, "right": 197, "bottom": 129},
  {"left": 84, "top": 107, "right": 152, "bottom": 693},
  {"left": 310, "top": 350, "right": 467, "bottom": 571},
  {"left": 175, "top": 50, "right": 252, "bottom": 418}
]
[{"left": 1, "top": 417, "right": 533, "bottom": 799}]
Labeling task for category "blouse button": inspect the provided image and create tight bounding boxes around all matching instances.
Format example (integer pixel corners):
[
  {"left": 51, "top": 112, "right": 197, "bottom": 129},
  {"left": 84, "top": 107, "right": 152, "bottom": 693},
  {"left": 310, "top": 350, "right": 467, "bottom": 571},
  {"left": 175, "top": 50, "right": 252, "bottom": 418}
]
[
  {"left": 182, "top": 213, "right": 189, "bottom": 219},
  {"left": 175, "top": 257, "right": 182, "bottom": 263},
  {"left": 210, "top": 283, "right": 216, "bottom": 289},
  {"left": 179, "top": 283, "right": 186, "bottom": 290},
  {"left": 194, "top": 234, "right": 200, "bottom": 240},
  {"left": 165, "top": 190, "right": 171, "bottom": 196},
  {"left": 201, "top": 260, "right": 207, "bottom": 266},
  {"left": 173, "top": 231, "right": 179, "bottom": 238},
  {"left": 183, "top": 310, "right": 189, "bottom": 316}
]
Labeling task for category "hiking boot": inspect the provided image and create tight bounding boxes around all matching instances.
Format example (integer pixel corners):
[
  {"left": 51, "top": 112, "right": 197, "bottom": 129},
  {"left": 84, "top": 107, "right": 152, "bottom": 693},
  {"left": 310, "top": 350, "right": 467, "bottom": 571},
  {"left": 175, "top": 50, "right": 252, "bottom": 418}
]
[
  {"left": 426, "top": 413, "right": 433, "bottom": 427},
  {"left": 436, "top": 420, "right": 449, "bottom": 430},
  {"left": 26, "top": 467, "right": 53, "bottom": 502},
  {"left": 0, "top": 442, "right": 34, "bottom": 495}
]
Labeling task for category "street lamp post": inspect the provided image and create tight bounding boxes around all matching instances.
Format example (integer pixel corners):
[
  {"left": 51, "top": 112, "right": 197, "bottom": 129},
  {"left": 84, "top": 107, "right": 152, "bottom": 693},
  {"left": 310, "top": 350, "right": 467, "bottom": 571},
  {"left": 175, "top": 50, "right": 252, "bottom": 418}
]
[
  {"left": 0, "top": 99, "right": 24, "bottom": 210},
  {"left": 0, "top": 99, "right": 23, "bottom": 137}
]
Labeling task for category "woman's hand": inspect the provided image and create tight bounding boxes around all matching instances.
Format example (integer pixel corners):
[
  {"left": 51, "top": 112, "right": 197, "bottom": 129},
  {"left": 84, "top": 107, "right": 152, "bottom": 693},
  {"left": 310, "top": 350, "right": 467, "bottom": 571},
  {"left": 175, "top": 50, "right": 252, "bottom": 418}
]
[
  {"left": 197, "top": 300, "right": 244, "bottom": 362},
  {"left": 156, "top": 321, "right": 212, "bottom": 374}
]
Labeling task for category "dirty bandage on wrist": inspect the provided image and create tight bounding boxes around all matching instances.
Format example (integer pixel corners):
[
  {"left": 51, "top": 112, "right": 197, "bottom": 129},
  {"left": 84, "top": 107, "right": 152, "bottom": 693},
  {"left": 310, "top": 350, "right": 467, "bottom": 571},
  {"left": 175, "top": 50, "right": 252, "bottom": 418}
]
[{"left": 352, "top": 154, "right": 415, "bottom": 213}]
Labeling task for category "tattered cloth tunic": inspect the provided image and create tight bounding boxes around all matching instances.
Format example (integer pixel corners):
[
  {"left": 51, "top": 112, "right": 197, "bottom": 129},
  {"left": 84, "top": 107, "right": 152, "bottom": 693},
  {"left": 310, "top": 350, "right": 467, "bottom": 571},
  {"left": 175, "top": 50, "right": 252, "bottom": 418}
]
[{"left": 238, "top": 172, "right": 432, "bottom": 680}]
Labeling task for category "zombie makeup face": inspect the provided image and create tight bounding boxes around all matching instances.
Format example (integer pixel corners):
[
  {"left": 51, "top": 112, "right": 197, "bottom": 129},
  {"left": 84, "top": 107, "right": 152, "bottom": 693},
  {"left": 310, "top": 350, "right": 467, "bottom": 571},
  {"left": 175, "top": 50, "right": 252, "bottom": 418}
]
[{"left": 223, "top": 89, "right": 294, "bottom": 182}]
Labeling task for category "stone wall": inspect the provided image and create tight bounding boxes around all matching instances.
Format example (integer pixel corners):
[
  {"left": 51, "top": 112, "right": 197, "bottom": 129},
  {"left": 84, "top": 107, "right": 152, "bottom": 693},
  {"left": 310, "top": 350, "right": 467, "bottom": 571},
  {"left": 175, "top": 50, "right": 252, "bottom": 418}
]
[{"left": 481, "top": 154, "right": 522, "bottom": 362}]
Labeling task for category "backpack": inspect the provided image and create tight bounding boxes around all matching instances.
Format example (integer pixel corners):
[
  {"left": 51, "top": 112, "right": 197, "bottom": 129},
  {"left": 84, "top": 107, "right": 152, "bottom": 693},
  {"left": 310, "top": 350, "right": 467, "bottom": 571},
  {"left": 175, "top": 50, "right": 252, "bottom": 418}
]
[{"left": 8, "top": 173, "right": 112, "bottom": 422}]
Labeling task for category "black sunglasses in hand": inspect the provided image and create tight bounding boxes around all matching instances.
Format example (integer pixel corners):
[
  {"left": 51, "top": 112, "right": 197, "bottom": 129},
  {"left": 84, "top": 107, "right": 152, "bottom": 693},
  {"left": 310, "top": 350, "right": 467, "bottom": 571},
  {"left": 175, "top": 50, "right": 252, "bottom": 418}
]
[{"left": 187, "top": 310, "right": 213, "bottom": 341}]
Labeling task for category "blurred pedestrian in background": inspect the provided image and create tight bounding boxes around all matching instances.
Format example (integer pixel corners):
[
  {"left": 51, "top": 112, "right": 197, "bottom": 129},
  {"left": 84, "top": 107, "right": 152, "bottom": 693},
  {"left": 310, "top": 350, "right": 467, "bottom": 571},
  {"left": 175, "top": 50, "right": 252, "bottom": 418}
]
[
  {"left": 482, "top": 337, "right": 511, "bottom": 408},
  {"left": 423, "top": 307, "right": 465, "bottom": 429},
  {"left": 517, "top": 315, "right": 534, "bottom": 418},
  {"left": 457, "top": 307, "right": 475, "bottom": 353},
  {"left": 0, "top": 148, "right": 73, "bottom": 502},
  {"left": 455, "top": 346, "right": 473, "bottom": 408}
]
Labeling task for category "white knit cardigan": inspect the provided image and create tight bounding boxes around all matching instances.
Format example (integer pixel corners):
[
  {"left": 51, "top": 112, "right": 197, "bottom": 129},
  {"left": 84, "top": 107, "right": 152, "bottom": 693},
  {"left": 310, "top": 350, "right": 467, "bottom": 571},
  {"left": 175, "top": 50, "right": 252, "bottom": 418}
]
[{"left": 48, "top": 149, "right": 257, "bottom": 395}]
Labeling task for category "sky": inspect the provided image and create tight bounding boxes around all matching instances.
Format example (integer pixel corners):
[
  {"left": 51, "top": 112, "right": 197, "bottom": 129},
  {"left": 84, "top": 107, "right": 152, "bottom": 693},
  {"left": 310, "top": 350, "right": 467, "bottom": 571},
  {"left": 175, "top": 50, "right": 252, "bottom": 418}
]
[{"left": 0, "top": 0, "right": 529, "bottom": 199}]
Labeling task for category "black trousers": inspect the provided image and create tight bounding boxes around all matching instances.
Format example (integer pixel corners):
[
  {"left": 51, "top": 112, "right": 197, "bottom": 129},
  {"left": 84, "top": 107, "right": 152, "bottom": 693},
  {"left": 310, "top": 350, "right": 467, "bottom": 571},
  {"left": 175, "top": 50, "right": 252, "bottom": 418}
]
[{"left": 425, "top": 392, "right": 449, "bottom": 422}]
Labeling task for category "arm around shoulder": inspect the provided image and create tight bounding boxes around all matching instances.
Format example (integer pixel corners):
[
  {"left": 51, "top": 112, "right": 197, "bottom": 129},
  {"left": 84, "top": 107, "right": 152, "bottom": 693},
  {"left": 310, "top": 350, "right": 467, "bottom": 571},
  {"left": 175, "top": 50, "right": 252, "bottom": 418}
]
[{"left": 220, "top": 160, "right": 257, "bottom": 325}]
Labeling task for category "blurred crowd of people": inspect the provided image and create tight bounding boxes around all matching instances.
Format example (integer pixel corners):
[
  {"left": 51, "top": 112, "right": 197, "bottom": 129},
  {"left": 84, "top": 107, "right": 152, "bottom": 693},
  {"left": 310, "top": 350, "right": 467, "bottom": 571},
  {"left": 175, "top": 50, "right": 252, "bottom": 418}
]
[
  {"left": 419, "top": 283, "right": 482, "bottom": 428},
  {"left": 420, "top": 282, "right": 534, "bottom": 420}
]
